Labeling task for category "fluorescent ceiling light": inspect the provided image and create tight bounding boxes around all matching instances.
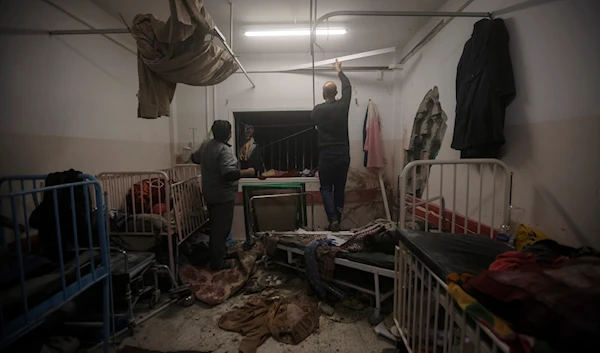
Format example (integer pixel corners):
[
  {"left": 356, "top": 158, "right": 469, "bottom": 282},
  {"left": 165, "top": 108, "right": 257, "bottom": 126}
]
[{"left": 244, "top": 28, "right": 347, "bottom": 37}]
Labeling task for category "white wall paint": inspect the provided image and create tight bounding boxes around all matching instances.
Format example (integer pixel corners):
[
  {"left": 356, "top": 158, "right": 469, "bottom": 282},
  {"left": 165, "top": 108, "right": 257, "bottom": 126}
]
[
  {"left": 0, "top": 0, "right": 173, "bottom": 175},
  {"left": 397, "top": 0, "right": 600, "bottom": 247},
  {"left": 175, "top": 53, "right": 398, "bottom": 178},
  {"left": 175, "top": 53, "right": 397, "bottom": 235}
]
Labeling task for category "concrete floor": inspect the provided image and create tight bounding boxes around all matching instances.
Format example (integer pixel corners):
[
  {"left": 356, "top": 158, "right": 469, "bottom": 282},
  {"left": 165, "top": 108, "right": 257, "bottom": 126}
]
[{"left": 120, "top": 292, "right": 394, "bottom": 353}]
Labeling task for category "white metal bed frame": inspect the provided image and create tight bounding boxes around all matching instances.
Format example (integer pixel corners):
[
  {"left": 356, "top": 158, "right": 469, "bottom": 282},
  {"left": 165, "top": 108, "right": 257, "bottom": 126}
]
[
  {"left": 251, "top": 192, "right": 396, "bottom": 321},
  {"left": 273, "top": 241, "right": 395, "bottom": 322},
  {"left": 97, "top": 165, "right": 207, "bottom": 275},
  {"left": 394, "top": 159, "right": 511, "bottom": 353}
]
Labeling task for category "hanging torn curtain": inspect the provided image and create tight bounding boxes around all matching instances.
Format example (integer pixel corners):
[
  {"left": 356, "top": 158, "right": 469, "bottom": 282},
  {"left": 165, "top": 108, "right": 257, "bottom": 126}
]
[
  {"left": 404, "top": 86, "right": 448, "bottom": 198},
  {"left": 133, "top": 0, "right": 239, "bottom": 119}
]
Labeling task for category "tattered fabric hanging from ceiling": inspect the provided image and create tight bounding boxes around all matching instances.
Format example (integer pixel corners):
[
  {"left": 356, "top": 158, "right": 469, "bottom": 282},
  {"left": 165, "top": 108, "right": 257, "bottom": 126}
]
[{"left": 133, "top": 0, "right": 239, "bottom": 119}]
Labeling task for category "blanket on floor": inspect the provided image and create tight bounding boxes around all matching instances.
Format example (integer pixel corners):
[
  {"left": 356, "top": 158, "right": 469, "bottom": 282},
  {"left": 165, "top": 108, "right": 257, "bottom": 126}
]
[
  {"left": 218, "top": 291, "right": 320, "bottom": 353},
  {"left": 119, "top": 346, "right": 210, "bottom": 353},
  {"left": 179, "top": 242, "right": 264, "bottom": 305}
]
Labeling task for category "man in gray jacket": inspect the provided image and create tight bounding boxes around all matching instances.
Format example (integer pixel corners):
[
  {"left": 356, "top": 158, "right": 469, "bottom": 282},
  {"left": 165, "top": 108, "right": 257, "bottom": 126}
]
[{"left": 192, "top": 120, "right": 255, "bottom": 270}]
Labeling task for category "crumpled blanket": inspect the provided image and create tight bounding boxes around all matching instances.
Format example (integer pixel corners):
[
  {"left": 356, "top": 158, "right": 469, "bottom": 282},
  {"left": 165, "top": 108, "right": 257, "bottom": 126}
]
[
  {"left": 132, "top": 0, "right": 238, "bottom": 118},
  {"left": 219, "top": 291, "right": 320, "bottom": 353},
  {"left": 264, "top": 221, "right": 392, "bottom": 282},
  {"left": 317, "top": 221, "right": 387, "bottom": 281},
  {"left": 488, "top": 251, "right": 537, "bottom": 271},
  {"left": 179, "top": 242, "right": 264, "bottom": 305},
  {"left": 446, "top": 273, "right": 545, "bottom": 353},
  {"left": 514, "top": 224, "right": 550, "bottom": 251},
  {"left": 464, "top": 257, "right": 600, "bottom": 352}
]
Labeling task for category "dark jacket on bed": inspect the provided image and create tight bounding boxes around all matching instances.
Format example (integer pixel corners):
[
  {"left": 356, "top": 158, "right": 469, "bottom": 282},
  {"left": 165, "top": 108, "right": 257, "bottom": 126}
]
[
  {"left": 29, "top": 169, "right": 98, "bottom": 262},
  {"left": 451, "top": 18, "right": 515, "bottom": 158}
]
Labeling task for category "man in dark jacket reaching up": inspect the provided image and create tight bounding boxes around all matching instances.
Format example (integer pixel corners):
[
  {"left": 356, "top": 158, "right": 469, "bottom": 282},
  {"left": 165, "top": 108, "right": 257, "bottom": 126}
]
[{"left": 310, "top": 59, "right": 351, "bottom": 232}]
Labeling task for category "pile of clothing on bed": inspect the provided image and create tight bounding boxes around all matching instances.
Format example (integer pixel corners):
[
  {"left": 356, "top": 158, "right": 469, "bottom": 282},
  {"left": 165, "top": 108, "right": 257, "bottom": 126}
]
[
  {"left": 108, "top": 178, "right": 175, "bottom": 236},
  {"left": 447, "top": 224, "right": 600, "bottom": 353},
  {"left": 264, "top": 220, "right": 397, "bottom": 299}
]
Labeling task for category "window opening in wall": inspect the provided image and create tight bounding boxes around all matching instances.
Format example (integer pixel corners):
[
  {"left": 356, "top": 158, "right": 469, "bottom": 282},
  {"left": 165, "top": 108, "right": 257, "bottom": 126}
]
[{"left": 234, "top": 111, "right": 318, "bottom": 178}]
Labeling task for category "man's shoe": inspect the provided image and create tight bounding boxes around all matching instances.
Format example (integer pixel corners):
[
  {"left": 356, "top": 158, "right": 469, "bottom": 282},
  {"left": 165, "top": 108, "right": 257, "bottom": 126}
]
[{"left": 330, "top": 221, "right": 341, "bottom": 232}]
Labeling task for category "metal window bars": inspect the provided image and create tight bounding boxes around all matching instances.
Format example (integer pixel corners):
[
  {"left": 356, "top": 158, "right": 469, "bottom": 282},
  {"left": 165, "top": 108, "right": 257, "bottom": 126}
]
[{"left": 236, "top": 122, "right": 317, "bottom": 172}]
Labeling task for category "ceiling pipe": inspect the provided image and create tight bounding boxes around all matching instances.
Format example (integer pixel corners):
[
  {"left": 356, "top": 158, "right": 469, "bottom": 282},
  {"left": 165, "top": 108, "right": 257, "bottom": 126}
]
[
  {"left": 36, "top": 0, "right": 255, "bottom": 88},
  {"left": 309, "top": 10, "right": 492, "bottom": 105},
  {"left": 313, "top": 10, "right": 491, "bottom": 29},
  {"left": 229, "top": 1, "right": 234, "bottom": 51},
  {"left": 399, "top": 0, "right": 480, "bottom": 65},
  {"left": 205, "top": 88, "right": 210, "bottom": 136},
  {"left": 310, "top": 0, "right": 315, "bottom": 107},
  {"left": 41, "top": 0, "right": 135, "bottom": 54},
  {"left": 235, "top": 66, "right": 393, "bottom": 74}
]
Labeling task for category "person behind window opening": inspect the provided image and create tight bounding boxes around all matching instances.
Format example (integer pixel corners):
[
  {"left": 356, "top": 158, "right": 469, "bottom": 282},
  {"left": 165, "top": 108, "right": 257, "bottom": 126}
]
[
  {"left": 310, "top": 59, "right": 351, "bottom": 232},
  {"left": 191, "top": 120, "right": 255, "bottom": 270}
]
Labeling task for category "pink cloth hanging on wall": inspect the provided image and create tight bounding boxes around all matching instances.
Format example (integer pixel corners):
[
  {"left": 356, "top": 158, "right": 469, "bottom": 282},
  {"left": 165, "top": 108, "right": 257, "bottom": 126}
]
[{"left": 364, "top": 100, "right": 385, "bottom": 170}]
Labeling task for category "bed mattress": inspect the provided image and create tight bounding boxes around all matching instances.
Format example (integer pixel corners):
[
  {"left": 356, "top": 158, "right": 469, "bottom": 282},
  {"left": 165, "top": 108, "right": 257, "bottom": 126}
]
[
  {"left": 397, "top": 229, "right": 512, "bottom": 278},
  {"left": 276, "top": 229, "right": 511, "bottom": 275}
]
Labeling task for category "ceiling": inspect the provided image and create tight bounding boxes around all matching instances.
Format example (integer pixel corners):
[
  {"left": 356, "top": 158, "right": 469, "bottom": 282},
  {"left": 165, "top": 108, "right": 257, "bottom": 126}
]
[{"left": 91, "top": 0, "right": 448, "bottom": 55}]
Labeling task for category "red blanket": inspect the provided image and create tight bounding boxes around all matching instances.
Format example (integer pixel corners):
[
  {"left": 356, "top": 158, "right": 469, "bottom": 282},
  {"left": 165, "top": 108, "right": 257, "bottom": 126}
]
[{"left": 179, "top": 243, "right": 264, "bottom": 305}]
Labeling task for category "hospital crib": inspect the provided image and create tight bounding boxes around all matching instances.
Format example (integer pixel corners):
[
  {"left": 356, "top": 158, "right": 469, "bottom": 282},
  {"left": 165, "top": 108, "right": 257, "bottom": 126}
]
[{"left": 97, "top": 164, "right": 207, "bottom": 275}]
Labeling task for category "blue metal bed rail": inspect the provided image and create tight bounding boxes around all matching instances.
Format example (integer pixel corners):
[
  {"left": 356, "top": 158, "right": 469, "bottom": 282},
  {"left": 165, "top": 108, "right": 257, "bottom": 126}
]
[{"left": 0, "top": 174, "right": 111, "bottom": 352}]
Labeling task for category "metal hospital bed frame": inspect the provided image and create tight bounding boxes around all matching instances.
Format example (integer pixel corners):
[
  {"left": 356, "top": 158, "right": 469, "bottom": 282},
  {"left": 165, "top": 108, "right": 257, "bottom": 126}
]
[
  {"left": 250, "top": 192, "right": 395, "bottom": 323},
  {"left": 394, "top": 159, "right": 511, "bottom": 353},
  {"left": 0, "top": 174, "right": 111, "bottom": 352},
  {"left": 97, "top": 165, "right": 207, "bottom": 276}
]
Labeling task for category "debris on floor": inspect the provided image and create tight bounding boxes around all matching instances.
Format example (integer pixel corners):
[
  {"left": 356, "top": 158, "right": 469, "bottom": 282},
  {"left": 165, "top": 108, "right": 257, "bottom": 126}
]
[
  {"left": 318, "top": 302, "right": 335, "bottom": 316},
  {"left": 256, "top": 272, "right": 288, "bottom": 288},
  {"left": 118, "top": 346, "right": 212, "bottom": 353},
  {"left": 373, "top": 321, "right": 396, "bottom": 342},
  {"left": 218, "top": 289, "right": 320, "bottom": 353}
]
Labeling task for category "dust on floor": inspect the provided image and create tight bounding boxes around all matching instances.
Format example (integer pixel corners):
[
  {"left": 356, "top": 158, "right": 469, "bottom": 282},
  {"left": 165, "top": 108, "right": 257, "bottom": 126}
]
[{"left": 120, "top": 292, "right": 394, "bottom": 353}]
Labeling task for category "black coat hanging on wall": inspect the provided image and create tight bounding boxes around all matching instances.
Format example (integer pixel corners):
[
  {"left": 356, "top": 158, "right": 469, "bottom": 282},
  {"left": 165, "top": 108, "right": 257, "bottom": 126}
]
[{"left": 451, "top": 18, "right": 516, "bottom": 159}]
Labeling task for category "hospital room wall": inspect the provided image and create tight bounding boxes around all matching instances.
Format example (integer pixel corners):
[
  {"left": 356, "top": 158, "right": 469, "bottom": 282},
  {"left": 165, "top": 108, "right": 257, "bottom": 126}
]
[
  {"left": 175, "top": 53, "right": 398, "bottom": 182},
  {"left": 0, "top": 0, "right": 173, "bottom": 176},
  {"left": 397, "top": 0, "right": 600, "bottom": 248},
  {"left": 175, "top": 54, "right": 397, "bottom": 235}
]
